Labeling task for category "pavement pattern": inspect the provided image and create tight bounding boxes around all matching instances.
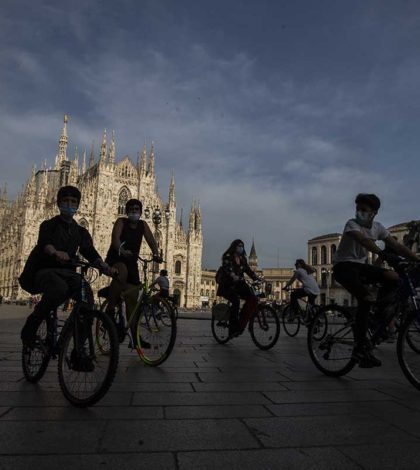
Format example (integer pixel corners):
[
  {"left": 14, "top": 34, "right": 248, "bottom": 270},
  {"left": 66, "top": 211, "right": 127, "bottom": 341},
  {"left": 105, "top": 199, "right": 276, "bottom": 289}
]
[{"left": 1, "top": 305, "right": 420, "bottom": 469}]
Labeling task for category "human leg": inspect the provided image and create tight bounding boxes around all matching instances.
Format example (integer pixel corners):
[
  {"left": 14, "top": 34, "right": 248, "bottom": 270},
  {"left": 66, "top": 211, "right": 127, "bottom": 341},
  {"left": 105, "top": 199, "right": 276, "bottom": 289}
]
[{"left": 105, "top": 262, "right": 128, "bottom": 314}]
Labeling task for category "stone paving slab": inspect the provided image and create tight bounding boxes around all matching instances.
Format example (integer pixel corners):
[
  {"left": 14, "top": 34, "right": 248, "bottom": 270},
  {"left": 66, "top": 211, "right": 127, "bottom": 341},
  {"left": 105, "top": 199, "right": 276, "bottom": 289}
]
[
  {"left": 165, "top": 404, "right": 272, "bottom": 419},
  {"left": 263, "top": 389, "right": 391, "bottom": 404},
  {"left": 100, "top": 418, "right": 260, "bottom": 452},
  {"left": 192, "top": 381, "right": 288, "bottom": 392},
  {"left": 178, "top": 447, "right": 362, "bottom": 470}
]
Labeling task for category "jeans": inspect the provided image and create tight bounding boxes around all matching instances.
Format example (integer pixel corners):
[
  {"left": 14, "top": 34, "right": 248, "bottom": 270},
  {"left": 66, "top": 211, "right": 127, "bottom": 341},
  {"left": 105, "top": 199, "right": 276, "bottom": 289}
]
[{"left": 220, "top": 281, "right": 258, "bottom": 331}]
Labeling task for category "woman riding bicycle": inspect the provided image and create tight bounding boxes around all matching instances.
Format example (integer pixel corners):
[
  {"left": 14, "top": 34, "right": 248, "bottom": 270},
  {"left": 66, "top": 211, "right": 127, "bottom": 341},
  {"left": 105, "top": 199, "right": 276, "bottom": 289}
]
[
  {"left": 104, "top": 198, "right": 161, "bottom": 316},
  {"left": 283, "top": 259, "right": 320, "bottom": 322},
  {"left": 216, "top": 239, "right": 260, "bottom": 337}
]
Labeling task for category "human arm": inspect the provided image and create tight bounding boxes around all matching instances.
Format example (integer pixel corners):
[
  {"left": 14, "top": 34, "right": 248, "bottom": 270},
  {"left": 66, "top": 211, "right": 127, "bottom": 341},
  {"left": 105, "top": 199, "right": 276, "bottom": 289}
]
[
  {"left": 37, "top": 220, "right": 70, "bottom": 262},
  {"left": 143, "top": 222, "right": 160, "bottom": 258},
  {"left": 243, "top": 258, "right": 259, "bottom": 281},
  {"left": 110, "top": 218, "right": 133, "bottom": 257},
  {"left": 283, "top": 272, "right": 297, "bottom": 290},
  {"left": 384, "top": 236, "right": 420, "bottom": 262}
]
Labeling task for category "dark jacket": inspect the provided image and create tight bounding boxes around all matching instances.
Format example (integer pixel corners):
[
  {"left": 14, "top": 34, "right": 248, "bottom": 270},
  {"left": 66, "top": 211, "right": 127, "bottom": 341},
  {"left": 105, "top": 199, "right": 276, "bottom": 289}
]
[{"left": 216, "top": 252, "right": 257, "bottom": 295}]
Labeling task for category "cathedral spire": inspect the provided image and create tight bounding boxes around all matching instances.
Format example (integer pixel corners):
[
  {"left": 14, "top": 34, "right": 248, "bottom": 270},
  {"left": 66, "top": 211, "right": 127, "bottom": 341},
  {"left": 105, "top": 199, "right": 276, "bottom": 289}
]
[
  {"left": 139, "top": 141, "right": 147, "bottom": 174},
  {"left": 169, "top": 172, "right": 176, "bottom": 206},
  {"left": 99, "top": 129, "right": 107, "bottom": 164},
  {"left": 188, "top": 201, "right": 196, "bottom": 232},
  {"left": 82, "top": 147, "right": 87, "bottom": 174},
  {"left": 108, "top": 130, "right": 115, "bottom": 165},
  {"left": 58, "top": 114, "right": 68, "bottom": 163},
  {"left": 147, "top": 141, "right": 155, "bottom": 176},
  {"left": 89, "top": 141, "right": 95, "bottom": 168},
  {"left": 195, "top": 201, "right": 202, "bottom": 232}
]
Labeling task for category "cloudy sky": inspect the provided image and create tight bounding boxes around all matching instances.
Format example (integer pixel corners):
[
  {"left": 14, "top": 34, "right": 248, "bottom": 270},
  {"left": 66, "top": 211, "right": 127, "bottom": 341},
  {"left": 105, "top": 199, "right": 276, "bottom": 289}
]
[{"left": 1, "top": 0, "right": 420, "bottom": 268}]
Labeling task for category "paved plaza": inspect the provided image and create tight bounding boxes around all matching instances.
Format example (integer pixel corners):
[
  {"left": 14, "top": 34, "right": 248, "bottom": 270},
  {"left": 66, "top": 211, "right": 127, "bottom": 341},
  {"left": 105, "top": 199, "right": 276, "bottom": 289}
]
[{"left": 1, "top": 305, "right": 420, "bottom": 469}]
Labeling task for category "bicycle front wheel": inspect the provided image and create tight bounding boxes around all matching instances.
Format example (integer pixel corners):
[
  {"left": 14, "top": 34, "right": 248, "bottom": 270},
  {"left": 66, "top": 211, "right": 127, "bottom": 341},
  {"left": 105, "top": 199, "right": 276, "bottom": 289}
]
[
  {"left": 134, "top": 298, "right": 177, "bottom": 366},
  {"left": 250, "top": 305, "right": 280, "bottom": 350},
  {"left": 211, "top": 313, "right": 230, "bottom": 344},
  {"left": 22, "top": 319, "right": 51, "bottom": 383},
  {"left": 282, "top": 304, "right": 301, "bottom": 337},
  {"left": 308, "top": 304, "right": 356, "bottom": 377},
  {"left": 397, "top": 309, "right": 420, "bottom": 390},
  {"left": 58, "top": 309, "right": 119, "bottom": 407}
]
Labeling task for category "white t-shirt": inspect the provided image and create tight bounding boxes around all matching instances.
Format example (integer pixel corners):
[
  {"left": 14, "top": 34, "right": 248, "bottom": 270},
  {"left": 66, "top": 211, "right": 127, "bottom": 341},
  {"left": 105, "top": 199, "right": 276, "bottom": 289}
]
[
  {"left": 154, "top": 275, "right": 169, "bottom": 291},
  {"left": 333, "top": 219, "right": 390, "bottom": 265},
  {"left": 295, "top": 268, "right": 320, "bottom": 295}
]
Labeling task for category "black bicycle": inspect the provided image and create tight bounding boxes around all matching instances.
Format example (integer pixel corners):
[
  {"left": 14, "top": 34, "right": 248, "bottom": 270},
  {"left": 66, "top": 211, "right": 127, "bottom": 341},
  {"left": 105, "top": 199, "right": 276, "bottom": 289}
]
[
  {"left": 281, "top": 288, "right": 326, "bottom": 339},
  {"left": 211, "top": 280, "right": 280, "bottom": 350},
  {"left": 22, "top": 259, "right": 119, "bottom": 407},
  {"left": 307, "top": 261, "right": 420, "bottom": 390}
]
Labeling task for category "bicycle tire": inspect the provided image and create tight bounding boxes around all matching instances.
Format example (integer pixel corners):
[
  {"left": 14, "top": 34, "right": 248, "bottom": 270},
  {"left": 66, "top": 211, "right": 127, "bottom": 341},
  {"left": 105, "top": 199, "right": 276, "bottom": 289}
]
[
  {"left": 311, "top": 306, "right": 328, "bottom": 341},
  {"left": 134, "top": 298, "right": 177, "bottom": 366},
  {"left": 282, "top": 304, "right": 301, "bottom": 337},
  {"left": 397, "top": 309, "right": 420, "bottom": 390},
  {"left": 250, "top": 305, "right": 280, "bottom": 350},
  {"left": 307, "top": 304, "right": 356, "bottom": 377},
  {"left": 22, "top": 320, "right": 51, "bottom": 383},
  {"left": 58, "top": 309, "right": 119, "bottom": 407},
  {"left": 211, "top": 313, "right": 230, "bottom": 344}
]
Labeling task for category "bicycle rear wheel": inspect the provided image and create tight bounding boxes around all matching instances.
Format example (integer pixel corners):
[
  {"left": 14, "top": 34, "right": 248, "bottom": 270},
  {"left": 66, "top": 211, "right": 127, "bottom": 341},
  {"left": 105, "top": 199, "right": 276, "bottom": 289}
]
[
  {"left": 250, "top": 305, "right": 280, "bottom": 350},
  {"left": 211, "top": 313, "right": 230, "bottom": 344},
  {"left": 22, "top": 319, "right": 51, "bottom": 383},
  {"left": 282, "top": 304, "right": 301, "bottom": 337},
  {"left": 397, "top": 309, "right": 420, "bottom": 390},
  {"left": 58, "top": 309, "right": 119, "bottom": 407},
  {"left": 97, "top": 299, "right": 126, "bottom": 346},
  {"left": 308, "top": 304, "right": 356, "bottom": 377},
  {"left": 134, "top": 298, "right": 177, "bottom": 366},
  {"left": 311, "top": 306, "right": 328, "bottom": 341}
]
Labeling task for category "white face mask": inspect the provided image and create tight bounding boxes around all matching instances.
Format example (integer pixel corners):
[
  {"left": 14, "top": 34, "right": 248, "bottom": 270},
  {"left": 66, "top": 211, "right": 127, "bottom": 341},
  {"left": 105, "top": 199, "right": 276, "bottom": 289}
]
[
  {"left": 128, "top": 213, "right": 140, "bottom": 222},
  {"left": 355, "top": 210, "right": 373, "bottom": 226}
]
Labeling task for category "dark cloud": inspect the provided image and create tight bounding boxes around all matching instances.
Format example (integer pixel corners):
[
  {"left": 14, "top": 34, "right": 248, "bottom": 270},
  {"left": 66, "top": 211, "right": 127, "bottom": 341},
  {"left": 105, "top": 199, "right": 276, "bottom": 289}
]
[{"left": 1, "top": 0, "right": 420, "bottom": 267}]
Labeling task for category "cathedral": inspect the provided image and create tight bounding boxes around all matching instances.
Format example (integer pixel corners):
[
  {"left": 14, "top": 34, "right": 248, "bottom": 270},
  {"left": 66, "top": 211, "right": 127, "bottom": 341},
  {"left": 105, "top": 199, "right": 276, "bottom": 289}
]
[{"left": 0, "top": 115, "right": 203, "bottom": 308}]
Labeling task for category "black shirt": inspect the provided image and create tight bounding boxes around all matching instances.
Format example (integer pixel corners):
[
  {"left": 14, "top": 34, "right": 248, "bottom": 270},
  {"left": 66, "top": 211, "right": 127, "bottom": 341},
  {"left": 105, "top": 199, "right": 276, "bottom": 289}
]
[{"left": 36, "top": 216, "right": 101, "bottom": 270}]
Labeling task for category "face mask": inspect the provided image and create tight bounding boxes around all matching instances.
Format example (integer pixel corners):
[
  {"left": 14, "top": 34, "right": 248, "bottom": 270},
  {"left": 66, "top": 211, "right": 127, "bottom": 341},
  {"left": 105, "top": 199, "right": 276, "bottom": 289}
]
[
  {"left": 128, "top": 213, "right": 140, "bottom": 222},
  {"left": 236, "top": 246, "right": 244, "bottom": 255},
  {"left": 59, "top": 205, "right": 77, "bottom": 217},
  {"left": 355, "top": 210, "right": 373, "bottom": 226}
]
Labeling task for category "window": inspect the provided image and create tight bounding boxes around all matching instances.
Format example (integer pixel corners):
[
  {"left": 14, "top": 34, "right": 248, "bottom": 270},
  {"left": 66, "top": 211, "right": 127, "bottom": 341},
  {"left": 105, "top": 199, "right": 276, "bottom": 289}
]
[
  {"left": 321, "top": 245, "right": 327, "bottom": 265},
  {"left": 118, "top": 187, "right": 131, "bottom": 215},
  {"left": 312, "top": 247, "right": 318, "bottom": 265},
  {"left": 175, "top": 260, "right": 182, "bottom": 275},
  {"left": 330, "top": 244, "right": 337, "bottom": 262}
]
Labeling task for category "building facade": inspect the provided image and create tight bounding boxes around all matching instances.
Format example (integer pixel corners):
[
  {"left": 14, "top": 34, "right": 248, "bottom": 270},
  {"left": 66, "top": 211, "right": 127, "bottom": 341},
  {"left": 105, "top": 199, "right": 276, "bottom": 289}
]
[{"left": 0, "top": 115, "right": 203, "bottom": 308}]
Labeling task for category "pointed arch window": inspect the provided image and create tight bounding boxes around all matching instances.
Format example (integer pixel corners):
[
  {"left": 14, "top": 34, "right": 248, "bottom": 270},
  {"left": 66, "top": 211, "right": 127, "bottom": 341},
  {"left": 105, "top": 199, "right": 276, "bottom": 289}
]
[
  {"left": 312, "top": 247, "right": 318, "bottom": 266},
  {"left": 118, "top": 187, "right": 131, "bottom": 215},
  {"left": 321, "top": 245, "right": 327, "bottom": 265},
  {"left": 175, "top": 260, "right": 182, "bottom": 275}
]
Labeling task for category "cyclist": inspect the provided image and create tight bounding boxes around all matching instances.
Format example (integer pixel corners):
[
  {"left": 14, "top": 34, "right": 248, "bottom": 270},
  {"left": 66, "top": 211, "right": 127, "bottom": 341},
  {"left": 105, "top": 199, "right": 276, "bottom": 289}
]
[
  {"left": 216, "top": 239, "right": 260, "bottom": 337},
  {"left": 283, "top": 259, "right": 320, "bottom": 322},
  {"left": 104, "top": 198, "right": 162, "bottom": 316},
  {"left": 19, "top": 185, "right": 115, "bottom": 346},
  {"left": 333, "top": 193, "right": 420, "bottom": 368},
  {"left": 151, "top": 269, "right": 170, "bottom": 299}
]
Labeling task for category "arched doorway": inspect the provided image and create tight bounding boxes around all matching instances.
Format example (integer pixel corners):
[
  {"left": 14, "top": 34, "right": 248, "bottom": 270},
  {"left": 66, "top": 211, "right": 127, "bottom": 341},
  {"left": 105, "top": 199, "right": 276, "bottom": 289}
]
[{"left": 173, "top": 288, "right": 181, "bottom": 307}]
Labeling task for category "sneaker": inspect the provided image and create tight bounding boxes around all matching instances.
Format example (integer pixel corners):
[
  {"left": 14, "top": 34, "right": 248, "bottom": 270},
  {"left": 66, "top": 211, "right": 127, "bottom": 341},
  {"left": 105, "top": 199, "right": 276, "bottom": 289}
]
[
  {"left": 359, "top": 350, "right": 382, "bottom": 368},
  {"left": 352, "top": 339, "right": 382, "bottom": 368}
]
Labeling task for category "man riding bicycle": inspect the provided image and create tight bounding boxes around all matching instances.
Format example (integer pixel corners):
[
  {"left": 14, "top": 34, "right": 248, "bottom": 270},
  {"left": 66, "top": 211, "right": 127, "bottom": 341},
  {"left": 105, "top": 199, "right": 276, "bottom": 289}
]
[
  {"left": 20, "top": 186, "right": 115, "bottom": 346},
  {"left": 333, "top": 193, "right": 420, "bottom": 368}
]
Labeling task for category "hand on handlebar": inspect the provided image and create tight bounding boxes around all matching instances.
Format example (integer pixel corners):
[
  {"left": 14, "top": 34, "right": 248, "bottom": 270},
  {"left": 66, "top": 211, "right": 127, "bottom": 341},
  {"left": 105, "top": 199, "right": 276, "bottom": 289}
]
[{"left": 153, "top": 254, "right": 164, "bottom": 264}]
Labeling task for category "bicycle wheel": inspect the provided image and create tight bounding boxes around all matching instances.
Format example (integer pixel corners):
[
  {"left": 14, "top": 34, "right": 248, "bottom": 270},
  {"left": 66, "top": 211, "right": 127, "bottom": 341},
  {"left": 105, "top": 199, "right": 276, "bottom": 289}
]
[
  {"left": 58, "top": 309, "right": 119, "bottom": 407},
  {"left": 22, "top": 319, "right": 51, "bottom": 383},
  {"left": 397, "top": 309, "right": 420, "bottom": 390},
  {"left": 282, "top": 304, "right": 301, "bottom": 337},
  {"left": 134, "top": 298, "right": 177, "bottom": 366},
  {"left": 311, "top": 306, "right": 328, "bottom": 341},
  {"left": 308, "top": 304, "right": 356, "bottom": 377},
  {"left": 211, "top": 313, "right": 230, "bottom": 344},
  {"left": 97, "top": 299, "right": 126, "bottom": 347},
  {"left": 250, "top": 305, "right": 280, "bottom": 350}
]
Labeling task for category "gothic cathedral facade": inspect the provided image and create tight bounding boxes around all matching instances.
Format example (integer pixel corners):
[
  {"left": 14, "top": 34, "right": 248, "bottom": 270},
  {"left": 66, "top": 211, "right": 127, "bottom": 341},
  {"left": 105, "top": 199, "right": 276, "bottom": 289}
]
[{"left": 0, "top": 116, "right": 203, "bottom": 308}]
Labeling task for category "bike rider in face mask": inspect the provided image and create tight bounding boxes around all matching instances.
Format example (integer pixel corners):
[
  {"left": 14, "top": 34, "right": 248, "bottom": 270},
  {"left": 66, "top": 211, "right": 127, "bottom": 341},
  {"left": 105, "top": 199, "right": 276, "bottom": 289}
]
[
  {"left": 333, "top": 193, "right": 420, "bottom": 368},
  {"left": 20, "top": 185, "right": 116, "bottom": 346},
  {"left": 216, "top": 239, "right": 260, "bottom": 337},
  {"left": 104, "top": 199, "right": 162, "bottom": 316}
]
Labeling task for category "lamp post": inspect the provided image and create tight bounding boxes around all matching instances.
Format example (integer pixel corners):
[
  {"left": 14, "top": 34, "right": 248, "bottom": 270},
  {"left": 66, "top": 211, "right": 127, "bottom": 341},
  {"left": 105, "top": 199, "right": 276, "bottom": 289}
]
[{"left": 321, "top": 267, "right": 331, "bottom": 305}]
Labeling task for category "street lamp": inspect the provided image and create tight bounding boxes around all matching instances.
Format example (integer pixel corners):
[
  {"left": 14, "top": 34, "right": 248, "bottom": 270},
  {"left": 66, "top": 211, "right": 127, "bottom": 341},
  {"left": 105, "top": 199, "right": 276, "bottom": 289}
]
[
  {"left": 151, "top": 206, "right": 162, "bottom": 274},
  {"left": 144, "top": 206, "right": 151, "bottom": 219},
  {"left": 321, "top": 267, "right": 331, "bottom": 305}
]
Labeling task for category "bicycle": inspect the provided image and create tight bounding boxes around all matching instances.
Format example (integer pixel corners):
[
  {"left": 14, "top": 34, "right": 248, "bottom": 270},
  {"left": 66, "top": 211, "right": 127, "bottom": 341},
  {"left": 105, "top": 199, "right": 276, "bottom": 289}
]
[
  {"left": 97, "top": 255, "right": 177, "bottom": 366},
  {"left": 21, "top": 259, "right": 119, "bottom": 407},
  {"left": 281, "top": 288, "right": 327, "bottom": 339},
  {"left": 307, "top": 260, "right": 420, "bottom": 390},
  {"left": 211, "top": 280, "right": 280, "bottom": 350}
]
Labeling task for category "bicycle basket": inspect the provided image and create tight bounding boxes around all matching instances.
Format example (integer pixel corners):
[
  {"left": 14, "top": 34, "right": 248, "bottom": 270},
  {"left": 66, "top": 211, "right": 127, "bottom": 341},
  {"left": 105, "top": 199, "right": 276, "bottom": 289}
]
[{"left": 212, "top": 303, "right": 230, "bottom": 321}]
